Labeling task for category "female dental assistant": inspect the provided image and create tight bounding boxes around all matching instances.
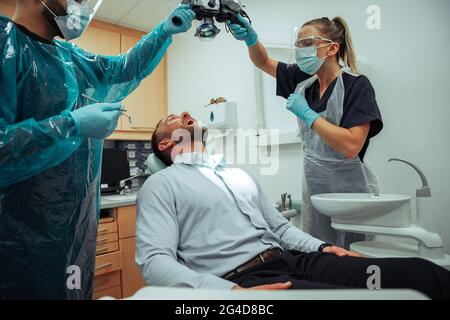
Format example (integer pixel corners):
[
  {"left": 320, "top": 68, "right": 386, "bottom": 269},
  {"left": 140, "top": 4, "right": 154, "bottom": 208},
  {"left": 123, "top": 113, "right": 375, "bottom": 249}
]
[{"left": 229, "top": 16, "right": 383, "bottom": 249}]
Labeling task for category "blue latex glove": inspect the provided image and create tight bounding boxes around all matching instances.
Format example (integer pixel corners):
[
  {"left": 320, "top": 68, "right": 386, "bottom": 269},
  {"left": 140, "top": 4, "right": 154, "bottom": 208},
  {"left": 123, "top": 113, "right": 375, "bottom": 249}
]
[
  {"left": 163, "top": 4, "right": 196, "bottom": 35},
  {"left": 70, "top": 103, "right": 123, "bottom": 139},
  {"left": 227, "top": 14, "right": 258, "bottom": 47},
  {"left": 286, "top": 94, "right": 320, "bottom": 128}
]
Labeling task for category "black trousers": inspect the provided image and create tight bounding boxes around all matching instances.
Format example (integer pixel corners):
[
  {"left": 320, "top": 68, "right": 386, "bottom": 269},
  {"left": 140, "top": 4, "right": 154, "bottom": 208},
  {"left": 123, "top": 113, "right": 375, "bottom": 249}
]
[{"left": 228, "top": 251, "right": 450, "bottom": 300}]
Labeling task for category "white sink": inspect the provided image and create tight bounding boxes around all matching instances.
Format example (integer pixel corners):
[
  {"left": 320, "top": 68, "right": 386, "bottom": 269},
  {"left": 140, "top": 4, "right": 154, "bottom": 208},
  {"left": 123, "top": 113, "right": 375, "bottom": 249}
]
[{"left": 310, "top": 193, "right": 412, "bottom": 227}]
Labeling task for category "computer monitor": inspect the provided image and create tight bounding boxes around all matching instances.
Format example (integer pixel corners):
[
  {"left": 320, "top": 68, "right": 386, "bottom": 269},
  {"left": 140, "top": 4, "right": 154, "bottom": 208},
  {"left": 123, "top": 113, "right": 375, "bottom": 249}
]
[{"left": 101, "top": 149, "right": 130, "bottom": 195}]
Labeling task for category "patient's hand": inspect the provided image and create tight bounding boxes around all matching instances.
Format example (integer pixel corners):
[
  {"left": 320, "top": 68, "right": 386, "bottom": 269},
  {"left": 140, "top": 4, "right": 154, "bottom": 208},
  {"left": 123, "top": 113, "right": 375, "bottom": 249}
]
[
  {"left": 322, "top": 246, "right": 364, "bottom": 258},
  {"left": 232, "top": 282, "right": 292, "bottom": 291}
]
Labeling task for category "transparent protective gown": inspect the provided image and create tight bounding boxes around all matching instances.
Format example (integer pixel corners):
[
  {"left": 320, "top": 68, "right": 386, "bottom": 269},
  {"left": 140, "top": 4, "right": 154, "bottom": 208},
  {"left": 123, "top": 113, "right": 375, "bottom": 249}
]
[{"left": 0, "top": 16, "right": 171, "bottom": 299}]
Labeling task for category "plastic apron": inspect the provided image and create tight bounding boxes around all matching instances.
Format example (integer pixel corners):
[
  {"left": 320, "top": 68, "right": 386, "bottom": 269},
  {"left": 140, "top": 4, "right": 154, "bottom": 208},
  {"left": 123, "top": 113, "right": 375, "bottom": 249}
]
[
  {"left": 296, "top": 70, "right": 378, "bottom": 249},
  {"left": 0, "top": 16, "right": 171, "bottom": 299}
]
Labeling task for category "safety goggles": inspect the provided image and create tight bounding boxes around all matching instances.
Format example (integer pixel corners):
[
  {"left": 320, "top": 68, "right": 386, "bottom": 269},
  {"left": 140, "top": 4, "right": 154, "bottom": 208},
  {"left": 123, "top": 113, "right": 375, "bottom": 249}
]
[{"left": 295, "top": 36, "right": 334, "bottom": 48}]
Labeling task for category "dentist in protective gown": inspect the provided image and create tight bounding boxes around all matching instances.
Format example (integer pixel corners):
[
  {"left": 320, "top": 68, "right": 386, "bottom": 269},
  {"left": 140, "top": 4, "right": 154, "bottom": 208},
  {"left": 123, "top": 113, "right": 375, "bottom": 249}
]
[{"left": 0, "top": 0, "right": 195, "bottom": 299}]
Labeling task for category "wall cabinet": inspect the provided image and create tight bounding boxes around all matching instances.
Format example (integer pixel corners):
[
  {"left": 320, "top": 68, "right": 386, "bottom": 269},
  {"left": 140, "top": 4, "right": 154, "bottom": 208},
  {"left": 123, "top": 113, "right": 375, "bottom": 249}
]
[
  {"left": 74, "top": 21, "right": 168, "bottom": 141},
  {"left": 72, "top": 26, "right": 121, "bottom": 56},
  {"left": 0, "top": 0, "right": 14, "bottom": 16},
  {"left": 120, "top": 35, "right": 168, "bottom": 133}
]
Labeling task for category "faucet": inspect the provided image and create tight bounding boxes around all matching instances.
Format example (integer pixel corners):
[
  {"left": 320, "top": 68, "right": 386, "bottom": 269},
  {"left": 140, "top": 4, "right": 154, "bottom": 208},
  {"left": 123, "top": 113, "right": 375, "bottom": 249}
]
[
  {"left": 278, "top": 193, "right": 293, "bottom": 212},
  {"left": 388, "top": 159, "right": 431, "bottom": 197},
  {"left": 119, "top": 169, "right": 150, "bottom": 195},
  {"left": 388, "top": 158, "right": 441, "bottom": 253},
  {"left": 281, "top": 193, "right": 288, "bottom": 211},
  {"left": 367, "top": 183, "right": 380, "bottom": 197}
]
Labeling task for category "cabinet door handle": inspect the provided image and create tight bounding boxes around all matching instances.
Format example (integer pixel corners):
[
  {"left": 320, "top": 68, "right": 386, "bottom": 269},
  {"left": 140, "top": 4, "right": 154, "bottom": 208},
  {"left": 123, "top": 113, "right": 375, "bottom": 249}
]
[
  {"left": 95, "top": 263, "right": 113, "bottom": 270},
  {"left": 96, "top": 247, "right": 110, "bottom": 254},
  {"left": 98, "top": 228, "right": 108, "bottom": 233},
  {"left": 97, "top": 238, "right": 108, "bottom": 244},
  {"left": 131, "top": 126, "right": 151, "bottom": 130}
]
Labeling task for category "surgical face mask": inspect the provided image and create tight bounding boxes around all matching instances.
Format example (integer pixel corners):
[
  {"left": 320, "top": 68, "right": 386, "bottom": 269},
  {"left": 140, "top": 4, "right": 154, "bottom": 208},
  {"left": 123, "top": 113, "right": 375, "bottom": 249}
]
[
  {"left": 41, "top": 0, "right": 102, "bottom": 41},
  {"left": 295, "top": 45, "right": 331, "bottom": 75}
]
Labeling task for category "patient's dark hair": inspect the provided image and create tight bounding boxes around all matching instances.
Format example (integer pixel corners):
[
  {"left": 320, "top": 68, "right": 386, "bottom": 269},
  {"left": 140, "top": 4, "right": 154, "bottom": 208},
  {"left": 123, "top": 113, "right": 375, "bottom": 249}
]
[{"left": 151, "top": 120, "right": 173, "bottom": 167}]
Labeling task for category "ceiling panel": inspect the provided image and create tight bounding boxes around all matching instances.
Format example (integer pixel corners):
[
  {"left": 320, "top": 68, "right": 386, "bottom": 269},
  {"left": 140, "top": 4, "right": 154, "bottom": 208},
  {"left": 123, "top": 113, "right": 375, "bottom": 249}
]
[
  {"left": 95, "top": 0, "right": 143, "bottom": 25},
  {"left": 118, "top": 0, "right": 179, "bottom": 31}
]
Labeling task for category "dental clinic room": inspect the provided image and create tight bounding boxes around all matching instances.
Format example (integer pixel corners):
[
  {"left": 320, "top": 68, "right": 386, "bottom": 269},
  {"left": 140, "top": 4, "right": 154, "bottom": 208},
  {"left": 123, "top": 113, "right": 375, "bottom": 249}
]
[{"left": 1, "top": 0, "right": 450, "bottom": 308}]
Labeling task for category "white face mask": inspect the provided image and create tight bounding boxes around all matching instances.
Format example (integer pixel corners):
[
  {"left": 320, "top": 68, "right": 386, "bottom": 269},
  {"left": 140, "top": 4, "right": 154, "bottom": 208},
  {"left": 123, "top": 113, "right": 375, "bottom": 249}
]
[
  {"left": 41, "top": 0, "right": 102, "bottom": 41},
  {"left": 295, "top": 43, "right": 332, "bottom": 75},
  {"left": 295, "top": 46, "right": 327, "bottom": 75}
]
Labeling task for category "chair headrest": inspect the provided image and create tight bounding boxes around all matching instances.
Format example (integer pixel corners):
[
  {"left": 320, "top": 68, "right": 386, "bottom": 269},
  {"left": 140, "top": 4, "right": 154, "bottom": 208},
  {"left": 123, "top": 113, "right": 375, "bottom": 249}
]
[{"left": 146, "top": 153, "right": 168, "bottom": 175}]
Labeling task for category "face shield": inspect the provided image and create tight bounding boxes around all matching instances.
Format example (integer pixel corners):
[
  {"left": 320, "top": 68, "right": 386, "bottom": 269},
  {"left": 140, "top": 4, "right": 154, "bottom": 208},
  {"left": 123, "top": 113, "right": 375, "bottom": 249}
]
[
  {"left": 287, "top": 26, "right": 301, "bottom": 64},
  {"left": 81, "top": 0, "right": 104, "bottom": 20},
  {"left": 42, "top": 0, "right": 104, "bottom": 40}
]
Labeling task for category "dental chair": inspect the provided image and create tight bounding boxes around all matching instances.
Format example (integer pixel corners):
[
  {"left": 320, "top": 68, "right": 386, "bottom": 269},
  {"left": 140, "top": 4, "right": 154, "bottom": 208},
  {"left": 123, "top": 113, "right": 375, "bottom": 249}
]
[
  {"left": 146, "top": 153, "right": 168, "bottom": 175},
  {"left": 125, "top": 154, "right": 427, "bottom": 301}
]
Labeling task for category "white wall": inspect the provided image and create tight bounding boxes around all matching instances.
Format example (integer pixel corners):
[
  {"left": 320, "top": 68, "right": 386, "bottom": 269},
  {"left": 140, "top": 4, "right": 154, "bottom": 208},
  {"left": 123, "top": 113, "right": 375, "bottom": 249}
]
[{"left": 167, "top": 0, "right": 450, "bottom": 253}]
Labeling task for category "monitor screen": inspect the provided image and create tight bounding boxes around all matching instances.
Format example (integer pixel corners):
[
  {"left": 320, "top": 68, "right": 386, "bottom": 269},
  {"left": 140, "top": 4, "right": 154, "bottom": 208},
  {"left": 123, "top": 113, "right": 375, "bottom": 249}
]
[{"left": 101, "top": 149, "right": 130, "bottom": 194}]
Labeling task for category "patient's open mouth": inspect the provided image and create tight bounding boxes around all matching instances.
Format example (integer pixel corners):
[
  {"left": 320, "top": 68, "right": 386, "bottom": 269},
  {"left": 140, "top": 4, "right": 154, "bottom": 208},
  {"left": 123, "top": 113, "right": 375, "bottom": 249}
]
[{"left": 186, "top": 118, "right": 195, "bottom": 126}]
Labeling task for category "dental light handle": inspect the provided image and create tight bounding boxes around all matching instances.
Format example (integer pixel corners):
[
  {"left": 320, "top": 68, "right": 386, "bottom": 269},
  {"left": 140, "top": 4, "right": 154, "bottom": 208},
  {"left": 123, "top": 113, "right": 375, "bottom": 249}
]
[
  {"left": 172, "top": 0, "right": 192, "bottom": 26},
  {"left": 172, "top": 16, "right": 183, "bottom": 26},
  {"left": 388, "top": 158, "right": 431, "bottom": 197},
  {"left": 226, "top": 12, "right": 247, "bottom": 27}
]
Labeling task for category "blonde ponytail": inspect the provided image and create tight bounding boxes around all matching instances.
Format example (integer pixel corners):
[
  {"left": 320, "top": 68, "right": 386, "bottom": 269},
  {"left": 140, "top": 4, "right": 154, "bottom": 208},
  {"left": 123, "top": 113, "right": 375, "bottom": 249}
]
[{"left": 332, "top": 17, "right": 358, "bottom": 73}]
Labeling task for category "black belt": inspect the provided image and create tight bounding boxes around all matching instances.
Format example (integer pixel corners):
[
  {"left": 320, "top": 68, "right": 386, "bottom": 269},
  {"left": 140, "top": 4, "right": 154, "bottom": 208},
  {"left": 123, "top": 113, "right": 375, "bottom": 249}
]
[{"left": 222, "top": 248, "right": 283, "bottom": 280}]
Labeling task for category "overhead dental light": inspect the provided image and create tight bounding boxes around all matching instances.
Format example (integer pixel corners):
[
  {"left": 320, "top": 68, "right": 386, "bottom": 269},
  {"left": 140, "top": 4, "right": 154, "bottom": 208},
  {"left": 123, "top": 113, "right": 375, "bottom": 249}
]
[
  {"left": 195, "top": 17, "right": 221, "bottom": 41},
  {"left": 172, "top": 0, "right": 251, "bottom": 41}
]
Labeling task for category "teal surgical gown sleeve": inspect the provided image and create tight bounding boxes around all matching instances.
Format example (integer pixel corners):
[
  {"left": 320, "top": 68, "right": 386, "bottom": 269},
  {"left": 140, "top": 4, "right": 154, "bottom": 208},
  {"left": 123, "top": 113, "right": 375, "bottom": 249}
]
[{"left": 59, "top": 21, "right": 172, "bottom": 104}]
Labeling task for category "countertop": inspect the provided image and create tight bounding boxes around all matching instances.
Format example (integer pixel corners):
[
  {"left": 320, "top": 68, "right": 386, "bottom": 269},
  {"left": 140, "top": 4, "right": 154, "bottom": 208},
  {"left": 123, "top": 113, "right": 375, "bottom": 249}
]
[
  {"left": 101, "top": 192, "right": 299, "bottom": 219},
  {"left": 101, "top": 192, "right": 138, "bottom": 210}
]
